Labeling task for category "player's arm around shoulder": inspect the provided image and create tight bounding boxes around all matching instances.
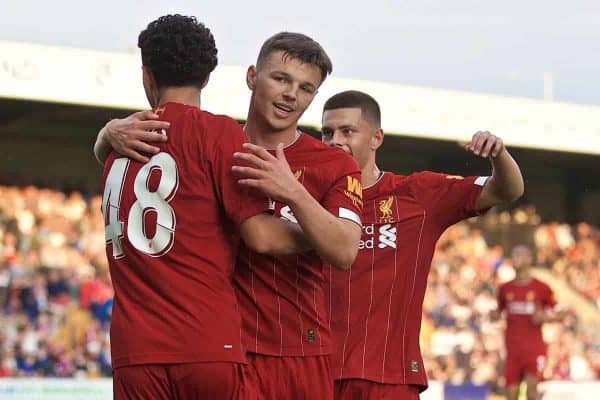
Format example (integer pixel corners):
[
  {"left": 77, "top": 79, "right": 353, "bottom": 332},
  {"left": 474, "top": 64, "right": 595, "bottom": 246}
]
[
  {"left": 93, "top": 110, "right": 169, "bottom": 164},
  {"left": 465, "top": 131, "right": 524, "bottom": 211}
]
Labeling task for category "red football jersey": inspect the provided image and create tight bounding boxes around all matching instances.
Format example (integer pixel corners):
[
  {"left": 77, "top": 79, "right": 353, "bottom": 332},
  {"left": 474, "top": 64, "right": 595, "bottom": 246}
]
[
  {"left": 101, "top": 102, "right": 266, "bottom": 368},
  {"left": 497, "top": 278, "right": 556, "bottom": 354},
  {"left": 327, "top": 171, "right": 488, "bottom": 388},
  {"left": 233, "top": 133, "right": 362, "bottom": 357}
]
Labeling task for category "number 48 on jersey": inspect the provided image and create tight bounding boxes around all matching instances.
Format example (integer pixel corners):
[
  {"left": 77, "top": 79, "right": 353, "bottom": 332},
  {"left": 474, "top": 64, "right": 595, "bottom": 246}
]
[{"left": 102, "top": 153, "right": 179, "bottom": 259}]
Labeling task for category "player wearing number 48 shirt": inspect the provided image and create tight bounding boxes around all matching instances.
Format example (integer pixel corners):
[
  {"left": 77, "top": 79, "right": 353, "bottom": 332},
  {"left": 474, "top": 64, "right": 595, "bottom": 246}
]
[
  {"left": 95, "top": 32, "right": 364, "bottom": 399},
  {"left": 96, "top": 16, "right": 307, "bottom": 400},
  {"left": 321, "top": 91, "right": 525, "bottom": 399}
]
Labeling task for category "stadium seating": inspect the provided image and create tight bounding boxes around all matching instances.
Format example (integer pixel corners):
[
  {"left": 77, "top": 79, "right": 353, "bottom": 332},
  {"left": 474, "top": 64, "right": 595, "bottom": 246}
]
[{"left": 0, "top": 185, "right": 598, "bottom": 395}]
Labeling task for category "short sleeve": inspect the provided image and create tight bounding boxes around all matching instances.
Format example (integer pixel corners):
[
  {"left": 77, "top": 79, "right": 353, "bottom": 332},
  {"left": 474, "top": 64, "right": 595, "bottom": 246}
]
[
  {"left": 321, "top": 153, "right": 363, "bottom": 226},
  {"left": 411, "top": 171, "right": 489, "bottom": 227},
  {"left": 212, "top": 119, "right": 268, "bottom": 227}
]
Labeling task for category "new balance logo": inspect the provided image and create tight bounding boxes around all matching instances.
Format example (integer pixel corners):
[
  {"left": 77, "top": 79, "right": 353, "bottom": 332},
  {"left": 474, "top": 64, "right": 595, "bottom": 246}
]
[{"left": 378, "top": 224, "right": 397, "bottom": 249}]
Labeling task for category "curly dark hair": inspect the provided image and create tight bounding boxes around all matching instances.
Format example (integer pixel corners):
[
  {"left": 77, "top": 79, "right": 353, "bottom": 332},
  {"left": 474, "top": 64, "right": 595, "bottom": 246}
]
[{"left": 137, "top": 14, "right": 218, "bottom": 88}]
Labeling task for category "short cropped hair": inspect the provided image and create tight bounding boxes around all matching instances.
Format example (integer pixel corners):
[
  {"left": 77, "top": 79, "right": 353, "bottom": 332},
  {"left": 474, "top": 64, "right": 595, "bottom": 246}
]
[
  {"left": 323, "top": 90, "right": 381, "bottom": 128},
  {"left": 256, "top": 32, "right": 332, "bottom": 82}
]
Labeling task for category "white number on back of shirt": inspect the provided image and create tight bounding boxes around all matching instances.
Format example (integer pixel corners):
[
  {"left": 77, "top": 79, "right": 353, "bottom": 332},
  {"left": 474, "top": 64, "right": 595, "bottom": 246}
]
[{"left": 102, "top": 153, "right": 179, "bottom": 259}]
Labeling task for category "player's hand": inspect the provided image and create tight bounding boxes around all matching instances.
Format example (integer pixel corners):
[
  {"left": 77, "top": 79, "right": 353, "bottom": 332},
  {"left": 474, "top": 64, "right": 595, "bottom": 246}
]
[
  {"left": 464, "top": 131, "right": 505, "bottom": 158},
  {"left": 532, "top": 309, "right": 546, "bottom": 325},
  {"left": 232, "top": 143, "right": 303, "bottom": 203},
  {"left": 105, "top": 110, "right": 169, "bottom": 163}
]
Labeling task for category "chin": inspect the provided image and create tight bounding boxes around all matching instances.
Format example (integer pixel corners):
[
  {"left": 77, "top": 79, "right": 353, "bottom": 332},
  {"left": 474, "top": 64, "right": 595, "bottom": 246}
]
[{"left": 267, "top": 118, "right": 295, "bottom": 132}]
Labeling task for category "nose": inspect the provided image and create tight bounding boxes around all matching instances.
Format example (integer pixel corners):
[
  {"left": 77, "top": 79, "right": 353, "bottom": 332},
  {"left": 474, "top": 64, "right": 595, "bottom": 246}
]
[
  {"left": 282, "top": 83, "right": 298, "bottom": 102},
  {"left": 330, "top": 130, "right": 346, "bottom": 147}
]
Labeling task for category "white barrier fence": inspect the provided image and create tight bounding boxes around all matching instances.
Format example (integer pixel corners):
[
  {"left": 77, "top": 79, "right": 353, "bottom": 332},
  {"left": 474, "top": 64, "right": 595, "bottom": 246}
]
[
  {"left": 0, "top": 378, "right": 598, "bottom": 399},
  {"left": 0, "top": 379, "right": 112, "bottom": 400}
]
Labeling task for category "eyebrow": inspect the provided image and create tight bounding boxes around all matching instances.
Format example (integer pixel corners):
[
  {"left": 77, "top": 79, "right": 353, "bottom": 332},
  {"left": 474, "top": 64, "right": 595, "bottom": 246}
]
[{"left": 337, "top": 124, "right": 358, "bottom": 130}]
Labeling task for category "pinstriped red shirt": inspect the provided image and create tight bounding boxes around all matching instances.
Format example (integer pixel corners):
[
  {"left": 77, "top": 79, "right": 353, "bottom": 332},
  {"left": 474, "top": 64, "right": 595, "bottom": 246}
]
[
  {"left": 234, "top": 133, "right": 362, "bottom": 357},
  {"left": 327, "top": 171, "right": 487, "bottom": 388},
  {"left": 103, "top": 103, "right": 267, "bottom": 368}
]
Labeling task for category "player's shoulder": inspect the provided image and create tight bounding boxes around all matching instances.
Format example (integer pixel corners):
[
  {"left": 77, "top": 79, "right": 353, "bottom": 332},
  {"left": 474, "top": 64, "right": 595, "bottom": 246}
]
[
  {"left": 532, "top": 277, "right": 552, "bottom": 291},
  {"left": 194, "top": 110, "right": 242, "bottom": 133},
  {"left": 296, "top": 133, "right": 359, "bottom": 171},
  {"left": 409, "top": 170, "right": 466, "bottom": 184},
  {"left": 498, "top": 279, "right": 514, "bottom": 292},
  {"left": 399, "top": 171, "right": 449, "bottom": 196},
  {"left": 188, "top": 110, "right": 245, "bottom": 149},
  {"left": 407, "top": 170, "right": 488, "bottom": 192},
  {"left": 370, "top": 171, "right": 410, "bottom": 196}
]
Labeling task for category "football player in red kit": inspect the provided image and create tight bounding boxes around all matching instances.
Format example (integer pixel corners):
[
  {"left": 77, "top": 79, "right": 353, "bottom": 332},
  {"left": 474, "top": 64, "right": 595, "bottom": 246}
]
[
  {"left": 230, "top": 33, "right": 363, "bottom": 399},
  {"left": 320, "top": 91, "right": 524, "bottom": 400},
  {"left": 497, "top": 245, "right": 565, "bottom": 400},
  {"left": 99, "top": 15, "right": 309, "bottom": 400},
  {"left": 95, "top": 33, "right": 363, "bottom": 399}
]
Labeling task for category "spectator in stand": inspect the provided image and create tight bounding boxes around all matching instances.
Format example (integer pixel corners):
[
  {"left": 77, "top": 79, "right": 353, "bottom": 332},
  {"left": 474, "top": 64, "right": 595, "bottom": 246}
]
[{"left": 0, "top": 184, "right": 599, "bottom": 388}]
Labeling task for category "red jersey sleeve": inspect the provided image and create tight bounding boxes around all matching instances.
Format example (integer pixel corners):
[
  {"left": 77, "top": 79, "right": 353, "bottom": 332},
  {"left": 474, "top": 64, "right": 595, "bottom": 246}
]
[
  {"left": 212, "top": 119, "right": 268, "bottom": 226},
  {"left": 321, "top": 152, "right": 362, "bottom": 226},
  {"left": 410, "top": 171, "right": 489, "bottom": 227}
]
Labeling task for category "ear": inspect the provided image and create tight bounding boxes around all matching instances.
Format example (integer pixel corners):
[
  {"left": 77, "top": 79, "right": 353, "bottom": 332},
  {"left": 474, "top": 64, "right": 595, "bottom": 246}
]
[
  {"left": 201, "top": 73, "right": 211, "bottom": 89},
  {"left": 142, "top": 66, "right": 159, "bottom": 106},
  {"left": 142, "top": 66, "right": 155, "bottom": 89},
  {"left": 246, "top": 65, "right": 257, "bottom": 91},
  {"left": 371, "top": 128, "right": 384, "bottom": 151}
]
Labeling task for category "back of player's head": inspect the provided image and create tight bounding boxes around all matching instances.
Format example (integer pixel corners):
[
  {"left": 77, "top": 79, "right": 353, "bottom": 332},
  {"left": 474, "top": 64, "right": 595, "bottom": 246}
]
[
  {"left": 138, "top": 14, "right": 217, "bottom": 88},
  {"left": 256, "top": 32, "right": 332, "bottom": 83},
  {"left": 323, "top": 90, "right": 381, "bottom": 128}
]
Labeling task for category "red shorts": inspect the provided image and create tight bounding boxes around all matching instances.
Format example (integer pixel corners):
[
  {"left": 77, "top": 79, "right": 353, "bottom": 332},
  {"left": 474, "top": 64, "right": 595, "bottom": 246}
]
[
  {"left": 247, "top": 353, "right": 332, "bottom": 399},
  {"left": 113, "top": 362, "right": 257, "bottom": 400},
  {"left": 335, "top": 379, "right": 420, "bottom": 400},
  {"left": 505, "top": 349, "right": 546, "bottom": 386}
]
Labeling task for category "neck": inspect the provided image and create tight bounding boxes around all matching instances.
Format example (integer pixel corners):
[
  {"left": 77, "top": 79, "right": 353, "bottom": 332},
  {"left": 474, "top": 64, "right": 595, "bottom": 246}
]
[
  {"left": 361, "top": 156, "right": 381, "bottom": 188},
  {"left": 515, "top": 269, "right": 531, "bottom": 282},
  {"left": 245, "top": 102, "right": 299, "bottom": 149},
  {"left": 157, "top": 87, "right": 201, "bottom": 108}
]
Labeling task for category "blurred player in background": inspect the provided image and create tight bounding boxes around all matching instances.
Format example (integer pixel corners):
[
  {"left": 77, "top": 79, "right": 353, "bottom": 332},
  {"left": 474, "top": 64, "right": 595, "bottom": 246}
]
[
  {"left": 95, "top": 32, "right": 363, "bottom": 399},
  {"left": 497, "top": 245, "right": 566, "bottom": 400},
  {"left": 98, "top": 15, "right": 311, "bottom": 399},
  {"left": 320, "top": 90, "right": 524, "bottom": 400}
]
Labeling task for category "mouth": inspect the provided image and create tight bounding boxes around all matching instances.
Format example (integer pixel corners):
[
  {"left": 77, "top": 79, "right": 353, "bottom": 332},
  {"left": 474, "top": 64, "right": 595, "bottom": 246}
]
[
  {"left": 273, "top": 102, "right": 295, "bottom": 117},
  {"left": 328, "top": 143, "right": 352, "bottom": 155}
]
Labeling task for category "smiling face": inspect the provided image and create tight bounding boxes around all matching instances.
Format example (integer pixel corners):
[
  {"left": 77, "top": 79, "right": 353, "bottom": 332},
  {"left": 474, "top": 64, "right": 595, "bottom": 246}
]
[{"left": 247, "top": 50, "right": 322, "bottom": 133}]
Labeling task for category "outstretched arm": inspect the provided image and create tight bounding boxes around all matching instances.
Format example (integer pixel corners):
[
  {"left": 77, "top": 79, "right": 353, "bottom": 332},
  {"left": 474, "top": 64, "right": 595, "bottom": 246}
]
[{"left": 464, "top": 131, "right": 524, "bottom": 210}]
